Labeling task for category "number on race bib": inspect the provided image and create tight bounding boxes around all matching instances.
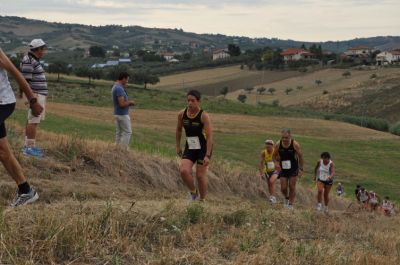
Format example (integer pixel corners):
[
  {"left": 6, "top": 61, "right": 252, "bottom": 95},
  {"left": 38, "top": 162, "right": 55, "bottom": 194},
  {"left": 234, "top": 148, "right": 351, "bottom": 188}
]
[
  {"left": 187, "top": 137, "right": 201, "bottom": 150},
  {"left": 282, "top": 160, "right": 291, "bottom": 170},
  {"left": 267, "top": 162, "right": 275, "bottom": 170}
]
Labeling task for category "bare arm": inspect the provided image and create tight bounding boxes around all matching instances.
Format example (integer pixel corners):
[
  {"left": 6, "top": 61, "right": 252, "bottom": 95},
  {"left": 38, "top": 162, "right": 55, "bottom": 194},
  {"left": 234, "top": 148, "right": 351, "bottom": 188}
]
[
  {"left": 272, "top": 143, "right": 281, "bottom": 171},
  {"left": 0, "top": 49, "right": 42, "bottom": 116},
  {"left": 175, "top": 111, "right": 184, "bottom": 156},
  {"left": 117, "top": 95, "right": 134, "bottom": 108},
  {"left": 330, "top": 162, "right": 335, "bottom": 179},
  {"left": 202, "top": 112, "right": 213, "bottom": 166},
  {"left": 294, "top": 141, "right": 304, "bottom": 175}
]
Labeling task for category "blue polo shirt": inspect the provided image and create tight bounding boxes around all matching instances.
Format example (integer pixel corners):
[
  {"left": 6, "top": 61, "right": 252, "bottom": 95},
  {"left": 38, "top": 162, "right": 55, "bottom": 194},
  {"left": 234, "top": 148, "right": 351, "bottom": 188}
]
[{"left": 111, "top": 83, "right": 129, "bottom": 115}]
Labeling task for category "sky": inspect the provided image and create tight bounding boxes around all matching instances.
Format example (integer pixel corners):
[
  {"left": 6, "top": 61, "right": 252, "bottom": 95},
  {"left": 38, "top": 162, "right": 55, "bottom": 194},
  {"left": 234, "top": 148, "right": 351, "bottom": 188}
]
[{"left": 1, "top": 0, "right": 400, "bottom": 42}]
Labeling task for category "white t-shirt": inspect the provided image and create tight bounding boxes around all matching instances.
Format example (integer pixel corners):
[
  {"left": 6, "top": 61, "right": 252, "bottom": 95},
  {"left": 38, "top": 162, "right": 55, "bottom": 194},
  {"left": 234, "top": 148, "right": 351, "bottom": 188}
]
[{"left": 0, "top": 67, "right": 16, "bottom": 105}]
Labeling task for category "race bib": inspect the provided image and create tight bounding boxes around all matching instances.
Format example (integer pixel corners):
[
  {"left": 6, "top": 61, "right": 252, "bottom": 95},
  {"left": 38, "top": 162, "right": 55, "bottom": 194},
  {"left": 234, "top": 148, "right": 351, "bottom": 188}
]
[
  {"left": 319, "top": 173, "right": 330, "bottom": 181},
  {"left": 187, "top": 137, "right": 201, "bottom": 150},
  {"left": 267, "top": 162, "right": 275, "bottom": 170},
  {"left": 282, "top": 160, "right": 291, "bottom": 170}
]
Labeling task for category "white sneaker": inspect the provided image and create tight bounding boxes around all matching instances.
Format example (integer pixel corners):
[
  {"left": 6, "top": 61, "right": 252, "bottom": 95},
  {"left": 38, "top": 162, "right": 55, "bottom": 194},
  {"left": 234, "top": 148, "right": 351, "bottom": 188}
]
[
  {"left": 316, "top": 203, "right": 322, "bottom": 211},
  {"left": 270, "top": 196, "right": 277, "bottom": 204},
  {"left": 324, "top": 206, "right": 329, "bottom": 213},
  {"left": 286, "top": 204, "right": 294, "bottom": 210},
  {"left": 10, "top": 188, "right": 39, "bottom": 207},
  {"left": 283, "top": 198, "right": 289, "bottom": 207}
]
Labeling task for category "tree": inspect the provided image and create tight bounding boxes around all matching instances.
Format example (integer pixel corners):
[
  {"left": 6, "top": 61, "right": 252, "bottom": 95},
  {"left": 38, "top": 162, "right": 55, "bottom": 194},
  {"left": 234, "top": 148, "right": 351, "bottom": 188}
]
[
  {"left": 48, "top": 61, "right": 70, "bottom": 82},
  {"left": 342, "top": 71, "right": 351, "bottom": 78},
  {"left": 285, "top": 88, "right": 293, "bottom": 95},
  {"left": 220, "top": 86, "right": 229, "bottom": 98},
  {"left": 89, "top": 46, "right": 106, "bottom": 57},
  {"left": 237, "top": 94, "right": 247, "bottom": 103},
  {"left": 132, "top": 71, "right": 160, "bottom": 89},
  {"left": 370, "top": 73, "right": 377, "bottom": 79},
  {"left": 244, "top": 87, "right": 254, "bottom": 94},
  {"left": 228, "top": 44, "right": 241, "bottom": 56},
  {"left": 256, "top": 87, "right": 266, "bottom": 95},
  {"left": 315, "top": 80, "right": 322, "bottom": 86},
  {"left": 267, "top": 87, "right": 276, "bottom": 95},
  {"left": 296, "top": 85, "right": 303, "bottom": 90}
]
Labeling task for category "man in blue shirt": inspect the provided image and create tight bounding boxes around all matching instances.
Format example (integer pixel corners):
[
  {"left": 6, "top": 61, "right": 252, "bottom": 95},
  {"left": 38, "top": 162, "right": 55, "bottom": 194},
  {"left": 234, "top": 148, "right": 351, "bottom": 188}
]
[{"left": 112, "top": 72, "right": 135, "bottom": 149}]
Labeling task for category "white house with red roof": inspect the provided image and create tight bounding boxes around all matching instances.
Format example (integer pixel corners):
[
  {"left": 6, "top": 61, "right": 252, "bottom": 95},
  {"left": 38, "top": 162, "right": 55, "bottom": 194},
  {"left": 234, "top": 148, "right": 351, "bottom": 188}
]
[
  {"left": 376, "top": 50, "right": 400, "bottom": 65},
  {"left": 212, "top": 49, "right": 230, "bottom": 61},
  {"left": 344, "top": 46, "right": 375, "bottom": 56},
  {"left": 280, "top": 48, "right": 315, "bottom": 62}
]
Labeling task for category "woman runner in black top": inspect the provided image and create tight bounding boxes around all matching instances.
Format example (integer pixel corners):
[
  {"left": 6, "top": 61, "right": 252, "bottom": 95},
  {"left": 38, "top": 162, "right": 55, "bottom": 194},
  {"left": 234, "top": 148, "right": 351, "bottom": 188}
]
[
  {"left": 273, "top": 128, "right": 304, "bottom": 209},
  {"left": 176, "top": 90, "right": 213, "bottom": 201}
]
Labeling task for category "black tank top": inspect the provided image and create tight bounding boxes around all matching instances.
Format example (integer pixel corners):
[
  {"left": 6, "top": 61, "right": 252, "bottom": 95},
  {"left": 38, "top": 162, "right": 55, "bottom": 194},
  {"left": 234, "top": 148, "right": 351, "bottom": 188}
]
[
  {"left": 278, "top": 139, "right": 298, "bottom": 172},
  {"left": 182, "top": 107, "right": 207, "bottom": 148}
]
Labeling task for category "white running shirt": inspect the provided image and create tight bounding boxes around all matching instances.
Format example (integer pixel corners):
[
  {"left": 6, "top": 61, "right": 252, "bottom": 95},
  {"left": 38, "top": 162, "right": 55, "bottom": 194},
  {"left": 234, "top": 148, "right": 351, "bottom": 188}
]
[{"left": 0, "top": 66, "right": 16, "bottom": 105}]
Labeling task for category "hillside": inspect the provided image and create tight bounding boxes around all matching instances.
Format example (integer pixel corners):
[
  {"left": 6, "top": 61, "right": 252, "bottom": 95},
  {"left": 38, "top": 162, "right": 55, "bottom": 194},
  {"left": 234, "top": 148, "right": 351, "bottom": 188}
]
[
  {"left": 227, "top": 67, "right": 400, "bottom": 123},
  {"left": 1, "top": 16, "right": 400, "bottom": 53},
  {"left": 0, "top": 119, "right": 399, "bottom": 264}
]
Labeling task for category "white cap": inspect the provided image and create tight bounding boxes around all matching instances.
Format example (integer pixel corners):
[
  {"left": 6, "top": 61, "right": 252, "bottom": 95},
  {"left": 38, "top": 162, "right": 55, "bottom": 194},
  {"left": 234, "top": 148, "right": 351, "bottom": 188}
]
[
  {"left": 29, "top": 39, "right": 46, "bottom": 49},
  {"left": 265, "top": 139, "right": 274, "bottom": 145}
]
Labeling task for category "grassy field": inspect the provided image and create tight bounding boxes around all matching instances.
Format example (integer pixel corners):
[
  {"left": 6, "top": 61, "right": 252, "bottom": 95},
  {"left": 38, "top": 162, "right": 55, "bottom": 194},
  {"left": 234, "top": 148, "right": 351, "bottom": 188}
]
[{"left": 10, "top": 102, "right": 400, "bottom": 203}]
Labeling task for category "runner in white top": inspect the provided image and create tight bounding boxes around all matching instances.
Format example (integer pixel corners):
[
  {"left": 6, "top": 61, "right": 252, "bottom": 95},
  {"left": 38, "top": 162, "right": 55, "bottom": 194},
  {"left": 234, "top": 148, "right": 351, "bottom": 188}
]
[
  {"left": 368, "top": 190, "right": 380, "bottom": 211},
  {"left": 313, "top": 152, "right": 335, "bottom": 212}
]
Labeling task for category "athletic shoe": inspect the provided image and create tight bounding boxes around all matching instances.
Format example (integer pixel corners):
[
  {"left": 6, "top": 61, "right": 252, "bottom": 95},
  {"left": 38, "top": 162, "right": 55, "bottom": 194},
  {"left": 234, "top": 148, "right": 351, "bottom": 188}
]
[
  {"left": 316, "top": 203, "right": 322, "bottom": 211},
  {"left": 286, "top": 204, "right": 294, "bottom": 210},
  {"left": 188, "top": 189, "right": 199, "bottom": 202},
  {"left": 324, "top": 206, "right": 329, "bottom": 213},
  {"left": 22, "top": 146, "right": 44, "bottom": 157},
  {"left": 269, "top": 196, "right": 277, "bottom": 204},
  {"left": 10, "top": 188, "right": 39, "bottom": 207},
  {"left": 283, "top": 198, "right": 289, "bottom": 207}
]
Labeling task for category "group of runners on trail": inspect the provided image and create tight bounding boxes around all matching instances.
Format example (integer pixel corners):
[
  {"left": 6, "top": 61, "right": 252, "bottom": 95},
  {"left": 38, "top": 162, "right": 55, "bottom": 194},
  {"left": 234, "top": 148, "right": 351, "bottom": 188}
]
[
  {"left": 355, "top": 185, "right": 395, "bottom": 216},
  {"left": 0, "top": 40, "right": 397, "bottom": 214}
]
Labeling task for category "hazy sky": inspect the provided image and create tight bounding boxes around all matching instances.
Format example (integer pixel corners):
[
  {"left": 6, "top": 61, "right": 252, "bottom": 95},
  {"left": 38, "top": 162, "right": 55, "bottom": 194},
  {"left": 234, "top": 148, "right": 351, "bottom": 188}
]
[{"left": 1, "top": 0, "right": 399, "bottom": 41}]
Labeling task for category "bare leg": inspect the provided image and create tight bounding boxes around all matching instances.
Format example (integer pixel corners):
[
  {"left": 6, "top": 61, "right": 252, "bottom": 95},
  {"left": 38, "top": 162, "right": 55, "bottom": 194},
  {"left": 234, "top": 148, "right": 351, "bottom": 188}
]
[
  {"left": 196, "top": 163, "right": 208, "bottom": 200},
  {"left": 288, "top": 176, "right": 298, "bottom": 205},
  {"left": 0, "top": 137, "right": 27, "bottom": 185},
  {"left": 317, "top": 181, "right": 324, "bottom": 204},
  {"left": 25, "top": 123, "right": 38, "bottom": 146},
  {"left": 323, "top": 185, "right": 332, "bottom": 207},
  {"left": 280, "top": 177, "right": 289, "bottom": 199},
  {"left": 268, "top": 174, "right": 278, "bottom": 197},
  {"left": 180, "top": 159, "right": 196, "bottom": 191}
]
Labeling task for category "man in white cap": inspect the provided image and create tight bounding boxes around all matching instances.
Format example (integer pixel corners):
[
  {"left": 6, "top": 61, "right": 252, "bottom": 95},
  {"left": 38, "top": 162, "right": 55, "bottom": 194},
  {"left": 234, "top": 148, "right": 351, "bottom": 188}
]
[
  {"left": 0, "top": 48, "right": 42, "bottom": 206},
  {"left": 20, "top": 39, "right": 48, "bottom": 157}
]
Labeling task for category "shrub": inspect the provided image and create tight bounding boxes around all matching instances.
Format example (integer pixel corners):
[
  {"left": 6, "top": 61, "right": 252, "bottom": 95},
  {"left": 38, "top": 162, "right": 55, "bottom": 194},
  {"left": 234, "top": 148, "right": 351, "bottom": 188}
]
[
  {"left": 323, "top": 90, "right": 329, "bottom": 95},
  {"left": 389, "top": 122, "right": 400, "bottom": 136},
  {"left": 237, "top": 94, "right": 247, "bottom": 103},
  {"left": 223, "top": 209, "right": 248, "bottom": 227},
  {"left": 186, "top": 204, "right": 205, "bottom": 224}
]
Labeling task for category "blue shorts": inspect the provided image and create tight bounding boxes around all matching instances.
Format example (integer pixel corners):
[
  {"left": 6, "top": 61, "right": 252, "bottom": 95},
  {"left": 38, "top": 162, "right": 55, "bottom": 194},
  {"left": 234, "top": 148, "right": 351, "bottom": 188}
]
[{"left": 265, "top": 171, "right": 279, "bottom": 179}]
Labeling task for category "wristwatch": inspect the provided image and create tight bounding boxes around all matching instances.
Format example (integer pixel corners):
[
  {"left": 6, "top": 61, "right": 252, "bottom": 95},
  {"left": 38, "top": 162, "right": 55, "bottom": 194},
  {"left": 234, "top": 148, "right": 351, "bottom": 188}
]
[{"left": 29, "top": 97, "right": 38, "bottom": 106}]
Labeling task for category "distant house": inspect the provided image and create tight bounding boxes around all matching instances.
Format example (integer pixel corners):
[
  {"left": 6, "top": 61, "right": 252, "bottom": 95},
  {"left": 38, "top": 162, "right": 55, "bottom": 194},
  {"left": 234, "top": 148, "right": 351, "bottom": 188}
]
[
  {"left": 118, "top": 58, "right": 131, "bottom": 64},
  {"left": 168, "top": 58, "right": 180, "bottom": 63},
  {"left": 376, "top": 50, "right": 400, "bottom": 65},
  {"left": 212, "top": 49, "right": 230, "bottom": 61},
  {"left": 161, "top": 52, "right": 175, "bottom": 61},
  {"left": 344, "top": 46, "right": 375, "bottom": 56},
  {"left": 106, "top": 60, "right": 119, "bottom": 67},
  {"left": 280, "top": 48, "right": 315, "bottom": 62},
  {"left": 91, "top": 63, "right": 106, "bottom": 69}
]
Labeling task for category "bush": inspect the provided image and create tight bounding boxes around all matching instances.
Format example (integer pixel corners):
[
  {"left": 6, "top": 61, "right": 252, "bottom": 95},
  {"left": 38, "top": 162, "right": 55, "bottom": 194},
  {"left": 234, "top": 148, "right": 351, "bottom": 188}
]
[
  {"left": 223, "top": 209, "right": 248, "bottom": 227},
  {"left": 323, "top": 90, "right": 329, "bottom": 95},
  {"left": 186, "top": 204, "right": 205, "bottom": 224},
  {"left": 272, "top": 100, "right": 280, "bottom": 107},
  {"left": 389, "top": 122, "right": 400, "bottom": 136},
  {"left": 370, "top": 73, "right": 377, "bottom": 79},
  {"left": 325, "top": 114, "right": 389, "bottom": 132}
]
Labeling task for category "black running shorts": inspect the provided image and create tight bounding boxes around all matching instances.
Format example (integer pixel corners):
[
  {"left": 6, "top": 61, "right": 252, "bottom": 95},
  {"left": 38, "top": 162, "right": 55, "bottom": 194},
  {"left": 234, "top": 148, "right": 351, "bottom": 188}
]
[{"left": 0, "top": 103, "right": 16, "bottom": 139}]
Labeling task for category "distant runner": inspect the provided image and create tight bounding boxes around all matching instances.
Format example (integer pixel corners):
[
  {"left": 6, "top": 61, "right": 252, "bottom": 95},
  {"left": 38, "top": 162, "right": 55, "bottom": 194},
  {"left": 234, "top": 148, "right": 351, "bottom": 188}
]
[
  {"left": 368, "top": 190, "right": 380, "bottom": 211},
  {"left": 336, "top": 183, "right": 344, "bottom": 197},
  {"left": 258, "top": 139, "right": 279, "bottom": 204},
  {"left": 176, "top": 90, "right": 213, "bottom": 201},
  {"left": 313, "top": 152, "right": 335, "bottom": 212},
  {"left": 273, "top": 129, "right": 304, "bottom": 209},
  {"left": 355, "top": 184, "right": 361, "bottom": 202},
  {"left": 381, "top": 196, "right": 395, "bottom": 216},
  {"left": 357, "top": 187, "right": 369, "bottom": 209}
]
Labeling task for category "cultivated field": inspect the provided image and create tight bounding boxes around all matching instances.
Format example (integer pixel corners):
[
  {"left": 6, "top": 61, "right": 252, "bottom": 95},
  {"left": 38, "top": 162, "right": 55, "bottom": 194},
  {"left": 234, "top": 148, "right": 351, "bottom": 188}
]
[
  {"left": 227, "top": 67, "right": 400, "bottom": 108},
  {"left": 152, "top": 65, "right": 300, "bottom": 95}
]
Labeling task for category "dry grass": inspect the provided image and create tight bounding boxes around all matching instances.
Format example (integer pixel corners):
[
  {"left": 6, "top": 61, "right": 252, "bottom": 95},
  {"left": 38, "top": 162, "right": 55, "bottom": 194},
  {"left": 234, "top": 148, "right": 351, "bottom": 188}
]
[
  {"left": 227, "top": 67, "right": 400, "bottom": 107},
  {"left": 0, "top": 124, "right": 398, "bottom": 264}
]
